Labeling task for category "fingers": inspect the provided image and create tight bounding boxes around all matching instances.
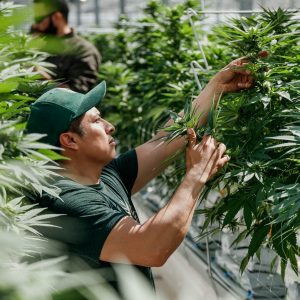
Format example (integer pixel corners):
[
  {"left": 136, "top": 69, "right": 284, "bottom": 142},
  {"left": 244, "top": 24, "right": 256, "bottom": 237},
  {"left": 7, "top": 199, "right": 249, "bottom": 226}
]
[
  {"left": 237, "top": 75, "right": 254, "bottom": 89},
  {"left": 230, "top": 56, "right": 249, "bottom": 66},
  {"left": 223, "top": 65, "right": 250, "bottom": 76},
  {"left": 258, "top": 50, "right": 268, "bottom": 58},
  {"left": 214, "top": 154, "right": 230, "bottom": 171},
  {"left": 216, "top": 142, "right": 229, "bottom": 168},
  {"left": 217, "top": 142, "right": 226, "bottom": 157},
  {"left": 187, "top": 128, "right": 197, "bottom": 148},
  {"left": 221, "top": 155, "right": 230, "bottom": 164},
  {"left": 229, "top": 64, "right": 252, "bottom": 76},
  {"left": 230, "top": 52, "right": 268, "bottom": 76},
  {"left": 185, "top": 134, "right": 229, "bottom": 183},
  {"left": 207, "top": 143, "right": 229, "bottom": 180},
  {"left": 234, "top": 52, "right": 267, "bottom": 89},
  {"left": 212, "top": 142, "right": 228, "bottom": 170}
]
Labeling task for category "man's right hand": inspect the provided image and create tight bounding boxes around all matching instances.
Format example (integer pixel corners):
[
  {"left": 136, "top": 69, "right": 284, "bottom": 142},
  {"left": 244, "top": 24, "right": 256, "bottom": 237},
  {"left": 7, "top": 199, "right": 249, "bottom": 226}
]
[
  {"left": 34, "top": 65, "right": 53, "bottom": 80},
  {"left": 101, "top": 128, "right": 230, "bottom": 267},
  {"left": 185, "top": 128, "right": 229, "bottom": 184}
]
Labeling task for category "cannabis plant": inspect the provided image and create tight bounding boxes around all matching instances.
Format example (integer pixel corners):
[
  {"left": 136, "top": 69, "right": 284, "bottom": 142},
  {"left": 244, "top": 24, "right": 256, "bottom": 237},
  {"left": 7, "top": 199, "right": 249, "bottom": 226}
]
[
  {"left": 96, "top": 2, "right": 300, "bottom": 276},
  {"left": 0, "top": 3, "right": 121, "bottom": 299},
  {"left": 1, "top": 3, "right": 165, "bottom": 299},
  {"left": 196, "top": 8, "right": 300, "bottom": 276},
  {"left": 97, "top": 0, "right": 205, "bottom": 152}
]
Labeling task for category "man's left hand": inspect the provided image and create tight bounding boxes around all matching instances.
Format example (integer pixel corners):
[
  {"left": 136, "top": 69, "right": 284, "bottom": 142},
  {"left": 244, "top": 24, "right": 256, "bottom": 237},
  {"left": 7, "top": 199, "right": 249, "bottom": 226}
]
[
  {"left": 210, "top": 51, "right": 268, "bottom": 94},
  {"left": 210, "top": 57, "right": 254, "bottom": 94}
]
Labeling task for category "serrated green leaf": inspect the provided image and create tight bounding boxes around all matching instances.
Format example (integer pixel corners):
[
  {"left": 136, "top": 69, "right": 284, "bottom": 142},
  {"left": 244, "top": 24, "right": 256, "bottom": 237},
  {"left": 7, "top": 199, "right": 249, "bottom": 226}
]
[
  {"left": 280, "top": 259, "right": 287, "bottom": 279},
  {"left": 222, "top": 197, "right": 244, "bottom": 227},
  {"left": 243, "top": 202, "right": 252, "bottom": 230},
  {"left": 248, "top": 225, "right": 270, "bottom": 257},
  {"left": 240, "top": 255, "right": 250, "bottom": 274}
]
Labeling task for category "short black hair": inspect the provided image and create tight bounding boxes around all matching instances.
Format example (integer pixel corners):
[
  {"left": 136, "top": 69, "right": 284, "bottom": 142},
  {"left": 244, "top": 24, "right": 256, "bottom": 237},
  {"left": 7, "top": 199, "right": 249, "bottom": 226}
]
[{"left": 68, "top": 114, "right": 85, "bottom": 137}]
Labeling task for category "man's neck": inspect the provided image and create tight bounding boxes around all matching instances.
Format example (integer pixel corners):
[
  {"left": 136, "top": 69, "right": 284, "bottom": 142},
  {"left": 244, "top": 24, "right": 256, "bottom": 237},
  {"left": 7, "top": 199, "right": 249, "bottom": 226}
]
[
  {"left": 59, "top": 160, "right": 103, "bottom": 186},
  {"left": 57, "top": 25, "right": 72, "bottom": 37}
]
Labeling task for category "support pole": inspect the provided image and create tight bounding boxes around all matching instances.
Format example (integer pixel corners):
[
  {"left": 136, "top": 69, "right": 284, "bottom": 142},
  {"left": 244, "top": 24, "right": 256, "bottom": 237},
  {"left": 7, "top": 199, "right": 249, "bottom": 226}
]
[
  {"left": 216, "top": 0, "right": 221, "bottom": 22},
  {"left": 94, "top": 0, "right": 100, "bottom": 26},
  {"left": 238, "top": 0, "right": 253, "bottom": 16},
  {"left": 76, "top": 0, "right": 81, "bottom": 26},
  {"left": 120, "top": 0, "right": 126, "bottom": 15}
]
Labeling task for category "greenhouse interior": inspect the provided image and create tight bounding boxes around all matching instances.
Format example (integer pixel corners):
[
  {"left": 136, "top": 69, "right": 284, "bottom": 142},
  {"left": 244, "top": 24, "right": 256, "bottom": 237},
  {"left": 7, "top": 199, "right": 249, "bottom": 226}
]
[{"left": 1, "top": 0, "right": 300, "bottom": 299}]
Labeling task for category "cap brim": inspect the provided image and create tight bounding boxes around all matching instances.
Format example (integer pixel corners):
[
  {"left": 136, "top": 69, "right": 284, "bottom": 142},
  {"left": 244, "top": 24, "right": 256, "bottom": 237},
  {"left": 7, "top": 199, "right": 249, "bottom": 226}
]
[{"left": 76, "top": 81, "right": 106, "bottom": 117}]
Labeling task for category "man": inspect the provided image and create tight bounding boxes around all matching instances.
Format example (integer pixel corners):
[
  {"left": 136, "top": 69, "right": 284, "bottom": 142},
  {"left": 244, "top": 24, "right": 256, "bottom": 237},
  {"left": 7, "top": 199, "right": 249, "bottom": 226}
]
[
  {"left": 26, "top": 57, "right": 253, "bottom": 293},
  {"left": 31, "top": 0, "right": 101, "bottom": 93}
]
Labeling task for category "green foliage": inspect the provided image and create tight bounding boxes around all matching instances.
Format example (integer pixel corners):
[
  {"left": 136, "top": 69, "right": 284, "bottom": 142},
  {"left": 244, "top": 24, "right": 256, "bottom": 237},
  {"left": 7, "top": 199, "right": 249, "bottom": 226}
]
[
  {"left": 88, "top": 30, "right": 128, "bottom": 63},
  {"left": 0, "top": 3, "right": 161, "bottom": 299},
  {"left": 161, "top": 95, "right": 221, "bottom": 143},
  {"left": 97, "top": 0, "right": 203, "bottom": 152},
  {"left": 0, "top": 3, "right": 125, "bottom": 300},
  {"left": 96, "top": 3, "right": 300, "bottom": 276},
  {"left": 0, "top": 2, "right": 60, "bottom": 217},
  {"left": 199, "top": 8, "right": 300, "bottom": 276},
  {"left": 0, "top": 3, "right": 74, "bottom": 299},
  {"left": 161, "top": 98, "right": 202, "bottom": 142}
]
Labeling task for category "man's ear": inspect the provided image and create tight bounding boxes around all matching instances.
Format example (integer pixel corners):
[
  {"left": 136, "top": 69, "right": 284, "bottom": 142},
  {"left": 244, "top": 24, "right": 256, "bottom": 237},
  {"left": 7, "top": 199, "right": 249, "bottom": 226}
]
[
  {"left": 59, "top": 132, "right": 79, "bottom": 150},
  {"left": 51, "top": 11, "right": 65, "bottom": 25}
]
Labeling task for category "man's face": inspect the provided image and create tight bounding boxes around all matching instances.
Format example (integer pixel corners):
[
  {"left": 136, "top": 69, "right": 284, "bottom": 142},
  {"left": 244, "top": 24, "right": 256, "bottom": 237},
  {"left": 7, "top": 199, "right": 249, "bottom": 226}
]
[
  {"left": 31, "top": 14, "right": 58, "bottom": 35},
  {"left": 74, "top": 107, "right": 117, "bottom": 165}
]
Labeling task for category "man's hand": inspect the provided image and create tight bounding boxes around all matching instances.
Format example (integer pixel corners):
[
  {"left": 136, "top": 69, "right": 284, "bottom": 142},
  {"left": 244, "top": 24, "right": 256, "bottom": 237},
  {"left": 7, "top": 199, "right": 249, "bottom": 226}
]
[
  {"left": 103, "top": 128, "right": 229, "bottom": 268},
  {"left": 210, "top": 57, "right": 253, "bottom": 94},
  {"left": 185, "top": 128, "right": 229, "bottom": 184},
  {"left": 210, "top": 51, "right": 268, "bottom": 94},
  {"left": 34, "top": 65, "right": 53, "bottom": 80}
]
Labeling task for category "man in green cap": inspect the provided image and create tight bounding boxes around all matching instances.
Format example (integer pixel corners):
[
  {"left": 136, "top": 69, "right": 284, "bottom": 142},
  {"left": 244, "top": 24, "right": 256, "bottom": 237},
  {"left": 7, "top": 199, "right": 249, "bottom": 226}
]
[
  {"left": 26, "top": 57, "right": 253, "bottom": 294},
  {"left": 31, "top": 0, "right": 101, "bottom": 93}
]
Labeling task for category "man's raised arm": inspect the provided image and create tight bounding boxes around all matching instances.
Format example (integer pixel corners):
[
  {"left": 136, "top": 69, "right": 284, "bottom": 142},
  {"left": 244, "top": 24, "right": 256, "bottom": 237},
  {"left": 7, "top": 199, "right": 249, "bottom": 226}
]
[{"left": 132, "top": 57, "right": 254, "bottom": 194}]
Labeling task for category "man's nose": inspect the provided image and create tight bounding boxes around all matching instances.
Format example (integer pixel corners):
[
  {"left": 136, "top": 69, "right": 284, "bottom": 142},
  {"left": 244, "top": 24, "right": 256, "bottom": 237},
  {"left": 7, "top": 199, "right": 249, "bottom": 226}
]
[{"left": 106, "top": 122, "right": 115, "bottom": 134}]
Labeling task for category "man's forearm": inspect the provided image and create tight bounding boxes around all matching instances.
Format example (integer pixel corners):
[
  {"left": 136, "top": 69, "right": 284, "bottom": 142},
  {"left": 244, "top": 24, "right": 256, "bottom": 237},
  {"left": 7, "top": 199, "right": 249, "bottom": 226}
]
[
  {"left": 190, "top": 79, "right": 222, "bottom": 128},
  {"left": 139, "top": 174, "right": 204, "bottom": 265},
  {"left": 163, "top": 79, "right": 222, "bottom": 130},
  {"left": 132, "top": 77, "right": 223, "bottom": 194}
]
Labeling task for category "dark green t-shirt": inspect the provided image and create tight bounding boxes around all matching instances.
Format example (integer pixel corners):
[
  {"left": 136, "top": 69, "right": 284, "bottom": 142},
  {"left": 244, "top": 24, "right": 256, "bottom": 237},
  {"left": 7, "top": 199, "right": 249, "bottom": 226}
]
[{"left": 34, "top": 150, "right": 154, "bottom": 291}]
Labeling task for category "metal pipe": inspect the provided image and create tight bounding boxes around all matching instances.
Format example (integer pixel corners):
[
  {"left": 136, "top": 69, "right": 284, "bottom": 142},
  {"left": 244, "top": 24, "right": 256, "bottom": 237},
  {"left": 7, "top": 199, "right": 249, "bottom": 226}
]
[
  {"left": 187, "top": 9, "right": 209, "bottom": 70},
  {"left": 76, "top": 0, "right": 81, "bottom": 26},
  {"left": 190, "top": 61, "right": 204, "bottom": 91},
  {"left": 238, "top": 0, "right": 253, "bottom": 16},
  {"left": 120, "top": 0, "right": 126, "bottom": 15},
  {"left": 200, "top": 0, "right": 205, "bottom": 11},
  {"left": 94, "top": 0, "right": 100, "bottom": 26},
  {"left": 216, "top": 0, "right": 222, "bottom": 22},
  {"left": 192, "top": 9, "right": 300, "bottom": 14}
]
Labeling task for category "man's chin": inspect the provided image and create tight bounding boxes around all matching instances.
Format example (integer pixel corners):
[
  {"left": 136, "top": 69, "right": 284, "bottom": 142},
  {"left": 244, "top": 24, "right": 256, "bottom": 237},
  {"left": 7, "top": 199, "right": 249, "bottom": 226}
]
[{"left": 104, "top": 152, "right": 117, "bottom": 166}]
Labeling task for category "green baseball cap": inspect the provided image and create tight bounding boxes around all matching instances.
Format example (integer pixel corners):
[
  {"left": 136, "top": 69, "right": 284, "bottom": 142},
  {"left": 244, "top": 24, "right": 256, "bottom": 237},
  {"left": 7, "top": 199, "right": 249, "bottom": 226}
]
[
  {"left": 33, "top": 0, "right": 68, "bottom": 23},
  {"left": 26, "top": 81, "right": 106, "bottom": 146}
]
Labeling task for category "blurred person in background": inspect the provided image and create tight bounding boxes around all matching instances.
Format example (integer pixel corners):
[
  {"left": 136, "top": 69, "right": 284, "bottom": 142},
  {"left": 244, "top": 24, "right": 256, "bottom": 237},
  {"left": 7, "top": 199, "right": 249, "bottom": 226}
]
[{"left": 31, "top": 0, "right": 101, "bottom": 93}]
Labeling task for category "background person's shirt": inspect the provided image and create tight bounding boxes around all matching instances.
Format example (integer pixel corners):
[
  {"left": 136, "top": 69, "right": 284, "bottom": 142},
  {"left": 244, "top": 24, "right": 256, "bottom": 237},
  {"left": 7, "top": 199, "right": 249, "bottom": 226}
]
[
  {"left": 44, "top": 29, "right": 101, "bottom": 93},
  {"left": 32, "top": 150, "right": 154, "bottom": 292}
]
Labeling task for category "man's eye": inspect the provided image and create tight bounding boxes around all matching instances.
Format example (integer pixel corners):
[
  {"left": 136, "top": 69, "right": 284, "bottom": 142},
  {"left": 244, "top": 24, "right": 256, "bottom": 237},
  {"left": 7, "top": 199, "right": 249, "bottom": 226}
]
[{"left": 95, "top": 118, "right": 101, "bottom": 122}]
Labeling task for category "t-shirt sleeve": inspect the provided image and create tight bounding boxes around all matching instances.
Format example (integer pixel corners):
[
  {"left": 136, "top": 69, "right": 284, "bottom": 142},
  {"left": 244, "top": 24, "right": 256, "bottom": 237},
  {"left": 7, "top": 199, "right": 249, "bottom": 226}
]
[
  {"left": 108, "top": 149, "right": 138, "bottom": 194},
  {"left": 42, "top": 188, "right": 127, "bottom": 265}
]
